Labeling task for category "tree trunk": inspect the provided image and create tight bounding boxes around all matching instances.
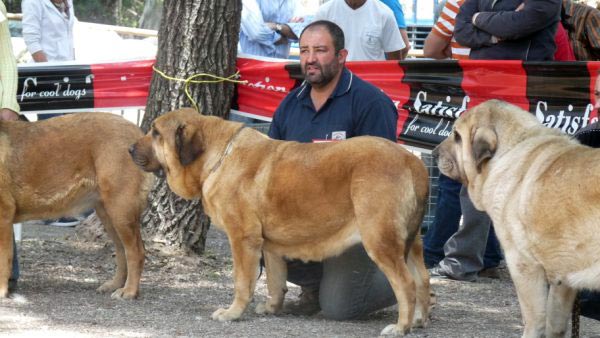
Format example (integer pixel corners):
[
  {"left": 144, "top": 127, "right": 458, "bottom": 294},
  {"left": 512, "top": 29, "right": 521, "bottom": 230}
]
[{"left": 140, "top": 0, "right": 241, "bottom": 254}]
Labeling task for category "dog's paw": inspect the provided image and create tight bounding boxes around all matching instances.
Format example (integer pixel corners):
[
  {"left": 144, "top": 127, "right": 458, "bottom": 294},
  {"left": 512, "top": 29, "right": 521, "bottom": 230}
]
[
  {"left": 411, "top": 309, "right": 429, "bottom": 328},
  {"left": 380, "top": 324, "right": 410, "bottom": 336},
  {"left": 110, "top": 288, "right": 138, "bottom": 300},
  {"left": 211, "top": 307, "right": 242, "bottom": 321},
  {"left": 412, "top": 316, "right": 429, "bottom": 329},
  {"left": 96, "top": 282, "right": 119, "bottom": 294},
  {"left": 255, "top": 302, "right": 279, "bottom": 315}
]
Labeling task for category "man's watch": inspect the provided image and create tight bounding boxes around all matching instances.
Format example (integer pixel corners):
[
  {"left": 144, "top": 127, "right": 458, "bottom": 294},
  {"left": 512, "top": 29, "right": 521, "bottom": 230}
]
[{"left": 275, "top": 23, "right": 284, "bottom": 34}]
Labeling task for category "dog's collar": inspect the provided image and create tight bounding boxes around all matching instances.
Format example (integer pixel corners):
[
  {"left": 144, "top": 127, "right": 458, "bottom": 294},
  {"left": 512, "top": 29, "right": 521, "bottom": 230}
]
[{"left": 209, "top": 126, "right": 246, "bottom": 174}]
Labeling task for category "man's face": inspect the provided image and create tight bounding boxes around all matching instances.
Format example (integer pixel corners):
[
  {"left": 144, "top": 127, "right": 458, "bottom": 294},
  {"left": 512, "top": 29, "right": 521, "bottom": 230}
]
[
  {"left": 299, "top": 27, "right": 346, "bottom": 88},
  {"left": 595, "top": 74, "right": 600, "bottom": 110}
]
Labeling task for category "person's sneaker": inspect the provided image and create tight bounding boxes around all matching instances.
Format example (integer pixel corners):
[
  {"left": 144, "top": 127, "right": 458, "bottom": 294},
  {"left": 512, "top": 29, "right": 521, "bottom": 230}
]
[
  {"left": 429, "top": 266, "right": 477, "bottom": 282},
  {"left": 8, "top": 279, "right": 17, "bottom": 293},
  {"left": 48, "top": 217, "right": 80, "bottom": 227},
  {"left": 428, "top": 266, "right": 450, "bottom": 279},
  {"left": 282, "top": 288, "right": 321, "bottom": 316}
]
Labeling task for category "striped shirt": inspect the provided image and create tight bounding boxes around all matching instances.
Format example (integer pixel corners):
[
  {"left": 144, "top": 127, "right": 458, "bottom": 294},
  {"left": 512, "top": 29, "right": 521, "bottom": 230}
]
[
  {"left": 0, "top": 2, "right": 20, "bottom": 113},
  {"left": 562, "top": 0, "right": 600, "bottom": 61},
  {"left": 239, "top": 0, "right": 305, "bottom": 59},
  {"left": 431, "top": 0, "right": 470, "bottom": 60}
]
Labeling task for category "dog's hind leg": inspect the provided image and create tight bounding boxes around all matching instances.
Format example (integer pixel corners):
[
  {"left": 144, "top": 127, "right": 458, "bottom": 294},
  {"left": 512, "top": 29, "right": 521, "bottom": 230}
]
[
  {"left": 255, "top": 250, "right": 287, "bottom": 315},
  {"left": 545, "top": 283, "right": 576, "bottom": 338},
  {"left": 212, "top": 229, "right": 263, "bottom": 321},
  {"left": 360, "top": 223, "right": 416, "bottom": 336},
  {"left": 96, "top": 195, "right": 145, "bottom": 300},
  {"left": 407, "top": 236, "right": 431, "bottom": 328},
  {"left": 94, "top": 203, "right": 128, "bottom": 295}
]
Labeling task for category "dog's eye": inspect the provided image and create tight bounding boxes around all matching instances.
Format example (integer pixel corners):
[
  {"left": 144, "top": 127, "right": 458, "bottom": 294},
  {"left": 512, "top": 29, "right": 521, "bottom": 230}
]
[
  {"left": 152, "top": 129, "right": 160, "bottom": 138},
  {"left": 453, "top": 131, "right": 461, "bottom": 143}
]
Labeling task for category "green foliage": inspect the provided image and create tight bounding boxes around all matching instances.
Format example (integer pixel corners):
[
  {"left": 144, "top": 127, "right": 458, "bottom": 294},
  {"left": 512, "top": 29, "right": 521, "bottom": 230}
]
[{"left": 75, "top": 0, "right": 146, "bottom": 27}]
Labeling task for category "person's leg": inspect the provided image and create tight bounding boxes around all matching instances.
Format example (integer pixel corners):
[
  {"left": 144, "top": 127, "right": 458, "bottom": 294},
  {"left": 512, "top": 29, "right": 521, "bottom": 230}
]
[
  {"left": 284, "top": 260, "right": 323, "bottom": 315},
  {"left": 319, "top": 244, "right": 395, "bottom": 320},
  {"left": 9, "top": 235, "right": 18, "bottom": 292},
  {"left": 423, "top": 174, "right": 462, "bottom": 268},
  {"left": 436, "top": 186, "right": 490, "bottom": 281},
  {"left": 483, "top": 225, "right": 503, "bottom": 269},
  {"left": 573, "top": 122, "right": 600, "bottom": 321}
]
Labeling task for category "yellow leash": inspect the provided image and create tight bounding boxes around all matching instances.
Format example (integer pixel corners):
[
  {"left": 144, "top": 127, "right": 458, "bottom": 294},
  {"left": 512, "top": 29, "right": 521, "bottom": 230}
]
[{"left": 152, "top": 65, "right": 248, "bottom": 111}]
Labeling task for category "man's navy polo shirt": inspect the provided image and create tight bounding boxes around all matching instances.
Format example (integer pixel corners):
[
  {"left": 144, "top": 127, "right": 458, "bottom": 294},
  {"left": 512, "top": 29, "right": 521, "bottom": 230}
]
[{"left": 268, "top": 68, "right": 398, "bottom": 143}]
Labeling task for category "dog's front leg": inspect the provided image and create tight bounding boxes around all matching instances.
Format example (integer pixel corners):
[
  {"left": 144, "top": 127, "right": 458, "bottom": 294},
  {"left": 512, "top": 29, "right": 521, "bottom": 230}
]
[
  {"left": 255, "top": 250, "right": 287, "bottom": 315},
  {"left": 212, "top": 232, "right": 263, "bottom": 321},
  {"left": 545, "top": 282, "right": 576, "bottom": 338},
  {"left": 0, "top": 221, "right": 13, "bottom": 297},
  {"left": 504, "top": 252, "right": 548, "bottom": 338}
]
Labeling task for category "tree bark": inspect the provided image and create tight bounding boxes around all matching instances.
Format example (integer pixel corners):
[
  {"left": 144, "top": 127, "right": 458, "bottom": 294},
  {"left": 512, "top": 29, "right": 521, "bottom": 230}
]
[{"left": 140, "top": 0, "right": 241, "bottom": 254}]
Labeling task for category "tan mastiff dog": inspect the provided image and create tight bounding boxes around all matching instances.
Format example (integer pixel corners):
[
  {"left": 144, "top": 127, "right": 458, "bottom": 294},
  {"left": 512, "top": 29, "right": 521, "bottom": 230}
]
[
  {"left": 0, "top": 113, "right": 153, "bottom": 299},
  {"left": 130, "top": 108, "right": 431, "bottom": 336},
  {"left": 434, "top": 99, "right": 600, "bottom": 338}
]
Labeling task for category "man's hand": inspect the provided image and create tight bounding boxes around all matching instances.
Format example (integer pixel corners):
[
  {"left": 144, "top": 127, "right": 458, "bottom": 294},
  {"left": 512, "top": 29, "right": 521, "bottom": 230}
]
[
  {"left": 0, "top": 109, "right": 19, "bottom": 121},
  {"left": 275, "top": 36, "right": 288, "bottom": 45},
  {"left": 266, "top": 22, "right": 298, "bottom": 40},
  {"left": 31, "top": 51, "right": 48, "bottom": 63}
]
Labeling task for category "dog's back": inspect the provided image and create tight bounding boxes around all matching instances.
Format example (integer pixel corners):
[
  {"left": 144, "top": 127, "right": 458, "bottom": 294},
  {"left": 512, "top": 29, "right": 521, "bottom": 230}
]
[{"left": 0, "top": 113, "right": 152, "bottom": 222}]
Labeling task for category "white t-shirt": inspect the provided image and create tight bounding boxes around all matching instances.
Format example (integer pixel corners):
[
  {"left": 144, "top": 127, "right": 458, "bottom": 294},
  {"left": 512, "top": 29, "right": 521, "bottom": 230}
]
[{"left": 315, "top": 0, "right": 405, "bottom": 61}]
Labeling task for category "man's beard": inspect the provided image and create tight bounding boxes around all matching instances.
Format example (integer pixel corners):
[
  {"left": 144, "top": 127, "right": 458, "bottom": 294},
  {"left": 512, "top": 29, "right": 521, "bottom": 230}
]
[{"left": 302, "top": 61, "right": 339, "bottom": 88}]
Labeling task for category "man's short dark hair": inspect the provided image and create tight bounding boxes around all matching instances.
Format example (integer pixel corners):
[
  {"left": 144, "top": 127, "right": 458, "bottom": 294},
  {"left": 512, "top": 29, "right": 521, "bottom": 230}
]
[{"left": 300, "top": 20, "right": 345, "bottom": 54}]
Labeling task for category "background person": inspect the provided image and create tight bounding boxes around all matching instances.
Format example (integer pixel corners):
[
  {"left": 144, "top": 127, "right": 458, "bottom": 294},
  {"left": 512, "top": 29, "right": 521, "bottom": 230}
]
[
  {"left": 269, "top": 20, "right": 399, "bottom": 319},
  {"left": 314, "top": 0, "right": 405, "bottom": 60},
  {"left": 561, "top": 0, "right": 600, "bottom": 61},
  {"left": 574, "top": 71, "right": 600, "bottom": 321},
  {"left": 422, "top": 0, "right": 503, "bottom": 280},
  {"left": 429, "top": 0, "right": 561, "bottom": 282},
  {"left": 379, "top": 0, "right": 410, "bottom": 58},
  {"left": 239, "top": 0, "right": 307, "bottom": 59},
  {"left": 22, "top": 0, "right": 75, "bottom": 63}
]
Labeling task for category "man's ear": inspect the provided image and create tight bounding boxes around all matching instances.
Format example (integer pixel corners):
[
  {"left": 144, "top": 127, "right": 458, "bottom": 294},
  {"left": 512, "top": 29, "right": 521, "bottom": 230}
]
[
  {"left": 472, "top": 126, "right": 497, "bottom": 172},
  {"left": 337, "top": 48, "right": 348, "bottom": 64},
  {"left": 175, "top": 124, "right": 203, "bottom": 166}
]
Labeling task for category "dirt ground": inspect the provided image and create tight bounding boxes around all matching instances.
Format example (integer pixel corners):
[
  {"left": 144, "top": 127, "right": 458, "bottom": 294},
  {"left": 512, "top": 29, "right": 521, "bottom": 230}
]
[{"left": 2, "top": 223, "right": 600, "bottom": 338}]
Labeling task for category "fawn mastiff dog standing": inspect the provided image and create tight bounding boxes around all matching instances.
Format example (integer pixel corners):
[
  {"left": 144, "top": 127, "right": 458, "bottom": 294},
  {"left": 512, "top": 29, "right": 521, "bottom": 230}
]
[
  {"left": 0, "top": 113, "right": 153, "bottom": 299},
  {"left": 130, "top": 108, "right": 431, "bottom": 336},
  {"left": 434, "top": 99, "right": 600, "bottom": 338}
]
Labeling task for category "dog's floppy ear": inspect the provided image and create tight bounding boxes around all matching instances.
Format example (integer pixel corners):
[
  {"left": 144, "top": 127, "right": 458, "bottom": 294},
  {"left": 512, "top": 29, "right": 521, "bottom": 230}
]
[
  {"left": 175, "top": 124, "right": 203, "bottom": 166},
  {"left": 472, "top": 126, "right": 497, "bottom": 172}
]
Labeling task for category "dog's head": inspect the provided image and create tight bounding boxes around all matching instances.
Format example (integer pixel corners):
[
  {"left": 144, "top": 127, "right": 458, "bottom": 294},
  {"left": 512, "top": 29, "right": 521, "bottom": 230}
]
[
  {"left": 433, "top": 99, "right": 541, "bottom": 208},
  {"left": 129, "top": 108, "right": 222, "bottom": 199}
]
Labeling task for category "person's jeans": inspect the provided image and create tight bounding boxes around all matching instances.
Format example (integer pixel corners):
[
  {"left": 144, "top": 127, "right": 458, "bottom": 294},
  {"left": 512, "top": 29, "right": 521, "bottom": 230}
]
[
  {"left": 424, "top": 175, "right": 503, "bottom": 269},
  {"left": 10, "top": 235, "right": 19, "bottom": 282},
  {"left": 287, "top": 244, "right": 396, "bottom": 320},
  {"left": 484, "top": 226, "right": 502, "bottom": 269},
  {"left": 423, "top": 174, "right": 461, "bottom": 268}
]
